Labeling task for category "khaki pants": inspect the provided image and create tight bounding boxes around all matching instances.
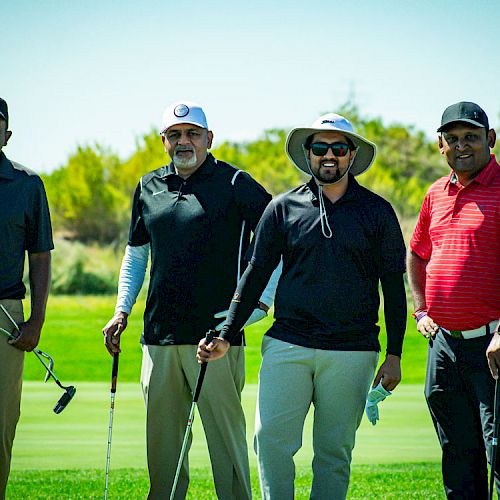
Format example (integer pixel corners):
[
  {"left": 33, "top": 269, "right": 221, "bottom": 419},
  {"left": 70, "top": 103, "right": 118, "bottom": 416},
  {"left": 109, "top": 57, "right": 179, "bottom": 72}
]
[
  {"left": 0, "top": 300, "right": 24, "bottom": 500},
  {"left": 254, "top": 336, "right": 378, "bottom": 500},
  {"left": 141, "top": 344, "right": 251, "bottom": 500}
]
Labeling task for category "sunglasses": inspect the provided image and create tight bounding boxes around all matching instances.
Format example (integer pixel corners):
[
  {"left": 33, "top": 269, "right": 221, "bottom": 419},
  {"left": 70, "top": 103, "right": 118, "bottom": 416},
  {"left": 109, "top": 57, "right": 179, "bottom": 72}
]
[{"left": 310, "top": 142, "right": 351, "bottom": 157}]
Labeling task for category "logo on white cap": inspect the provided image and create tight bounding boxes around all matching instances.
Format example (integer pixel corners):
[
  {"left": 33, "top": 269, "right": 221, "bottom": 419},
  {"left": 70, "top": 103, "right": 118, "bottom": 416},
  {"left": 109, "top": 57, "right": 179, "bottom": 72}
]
[{"left": 174, "top": 104, "right": 189, "bottom": 118}]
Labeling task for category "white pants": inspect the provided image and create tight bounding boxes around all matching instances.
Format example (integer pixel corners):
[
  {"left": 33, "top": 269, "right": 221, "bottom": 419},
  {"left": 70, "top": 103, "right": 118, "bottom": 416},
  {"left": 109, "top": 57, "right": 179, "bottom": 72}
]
[{"left": 254, "top": 336, "right": 378, "bottom": 500}]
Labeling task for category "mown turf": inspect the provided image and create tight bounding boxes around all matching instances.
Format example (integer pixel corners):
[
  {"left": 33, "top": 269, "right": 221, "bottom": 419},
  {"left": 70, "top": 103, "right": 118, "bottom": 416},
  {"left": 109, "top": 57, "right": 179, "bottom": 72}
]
[
  {"left": 7, "top": 463, "right": 445, "bottom": 499},
  {"left": 21, "top": 295, "right": 429, "bottom": 385},
  {"left": 11, "top": 383, "right": 440, "bottom": 471}
]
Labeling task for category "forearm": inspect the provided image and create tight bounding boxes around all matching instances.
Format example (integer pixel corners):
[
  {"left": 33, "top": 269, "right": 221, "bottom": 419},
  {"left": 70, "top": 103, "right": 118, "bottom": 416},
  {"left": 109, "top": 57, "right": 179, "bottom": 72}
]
[
  {"left": 220, "top": 263, "right": 274, "bottom": 344},
  {"left": 406, "top": 248, "right": 428, "bottom": 312},
  {"left": 27, "top": 251, "right": 51, "bottom": 326},
  {"left": 380, "top": 272, "right": 407, "bottom": 357},
  {"left": 115, "top": 244, "right": 149, "bottom": 315}
]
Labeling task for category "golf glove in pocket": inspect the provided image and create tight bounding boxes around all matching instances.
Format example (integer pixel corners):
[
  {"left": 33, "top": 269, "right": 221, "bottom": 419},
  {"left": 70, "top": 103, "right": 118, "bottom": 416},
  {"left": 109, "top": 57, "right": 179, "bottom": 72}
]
[
  {"left": 365, "top": 381, "right": 392, "bottom": 426},
  {"left": 214, "top": 308, "right": 267, "bottom": 332}
]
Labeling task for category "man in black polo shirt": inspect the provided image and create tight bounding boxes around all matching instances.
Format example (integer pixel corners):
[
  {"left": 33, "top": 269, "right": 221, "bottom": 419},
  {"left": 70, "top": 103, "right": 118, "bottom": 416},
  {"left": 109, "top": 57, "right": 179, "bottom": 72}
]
[
  {"left": 198, "top": 113, "right": 407, "bottom": 499},
  {"left": 102, "top": 101, "right": 274, "bottom": 499},
  {"left": 0, "top": 97, "right": 53, "bottom": 499}
]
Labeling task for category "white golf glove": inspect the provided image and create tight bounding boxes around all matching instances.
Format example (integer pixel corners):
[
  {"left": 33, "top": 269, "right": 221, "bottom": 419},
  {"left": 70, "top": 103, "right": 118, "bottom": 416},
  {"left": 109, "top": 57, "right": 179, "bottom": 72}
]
[
  {"left": 214, "top": 308, "right": 267, "bottom": 332},
  {"left": 365, "top": 381, "right": 392, "bottom": 426}
]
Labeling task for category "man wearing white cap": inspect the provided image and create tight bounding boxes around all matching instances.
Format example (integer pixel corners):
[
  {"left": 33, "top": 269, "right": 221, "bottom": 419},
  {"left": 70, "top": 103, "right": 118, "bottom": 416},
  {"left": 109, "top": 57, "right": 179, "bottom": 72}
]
[
  {"left": 198, "top": 113, "right": 407, "bottom": 499},
  {"left": 102, "top": 101, "right": 278, "bottom": 499}
]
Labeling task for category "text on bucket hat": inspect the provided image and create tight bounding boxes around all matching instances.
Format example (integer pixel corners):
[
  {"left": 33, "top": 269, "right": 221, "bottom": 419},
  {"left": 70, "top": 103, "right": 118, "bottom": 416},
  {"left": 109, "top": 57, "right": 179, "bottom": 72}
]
[
  {"left": 437, "top": 101, "right": 489, "bottom": 132},
  {"left": 160, "top": 101, "right": 208, "bottom": 134},
  {"left": 285, "top": 113, "right": 376, "bottom": 177},
  {"left": 0, "top": 98, "right": 8, "bottom": 129}
]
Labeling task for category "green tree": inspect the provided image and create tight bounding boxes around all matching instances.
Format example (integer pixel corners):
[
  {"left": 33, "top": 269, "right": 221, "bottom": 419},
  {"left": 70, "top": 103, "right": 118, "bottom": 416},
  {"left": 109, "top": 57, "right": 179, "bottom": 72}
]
[{"left": 44, "top": 145, "right": 128, "bottom": 243}]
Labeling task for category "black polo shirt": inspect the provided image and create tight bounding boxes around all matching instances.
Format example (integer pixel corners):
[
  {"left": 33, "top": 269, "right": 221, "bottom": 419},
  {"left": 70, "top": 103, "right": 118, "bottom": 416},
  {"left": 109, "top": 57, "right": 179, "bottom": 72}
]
[
  {"left": 242, "top": 176, "right": 406, "bottom": 351},
  {"left": 0, "top": 152, "right": 54, "bottom": 299},
  {"left": 129, "top": 153, "right": 271, "bottom": 345}
]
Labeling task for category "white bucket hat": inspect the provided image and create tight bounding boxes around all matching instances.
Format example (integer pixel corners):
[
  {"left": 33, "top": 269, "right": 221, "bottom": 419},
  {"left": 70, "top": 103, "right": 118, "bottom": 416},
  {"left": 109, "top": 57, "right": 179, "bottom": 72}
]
[
  {"left": 286, "top": 113, "right": 376, "bottom": 176},
  {"left": 160, "top": 101, "right": 208, "bottom": 134}
]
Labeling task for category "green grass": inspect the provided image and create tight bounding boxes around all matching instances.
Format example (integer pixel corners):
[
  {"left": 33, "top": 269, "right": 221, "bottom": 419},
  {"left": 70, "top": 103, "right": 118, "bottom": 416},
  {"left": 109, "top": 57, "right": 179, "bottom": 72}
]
[
  {"left": 21, "top": 295, "right": 428, "bottom": 385},
  {"left": 11, "top": 383, "right": 439, "bottom": 470},
  {"left": 8, "top": 464, "right": 444, "bottom": 499},
  {"left": 9, "top": 382, "right": 442, "bottom": 498}
]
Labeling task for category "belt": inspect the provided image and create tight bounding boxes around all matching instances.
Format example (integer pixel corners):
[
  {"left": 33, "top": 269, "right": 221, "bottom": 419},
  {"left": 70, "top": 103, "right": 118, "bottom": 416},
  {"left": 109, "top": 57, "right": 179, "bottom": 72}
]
[{"left": 441, "top": 320, "right": 499, "bottom": 340}]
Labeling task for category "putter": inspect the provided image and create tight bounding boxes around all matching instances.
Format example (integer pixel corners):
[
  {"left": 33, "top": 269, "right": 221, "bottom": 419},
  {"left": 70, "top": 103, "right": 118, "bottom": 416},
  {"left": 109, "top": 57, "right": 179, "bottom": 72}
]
[
  {"left": 170, "top": 330, "right": 215, "bottom": 500},
  {"left": 0, "top": 304, "right": 76, "bottom": 414},
  {"left": 489, "top": 377, "right": 500, "bottom": 500},
  {"left": 104, "top": 353, "right": 119, "bottom": 500}
]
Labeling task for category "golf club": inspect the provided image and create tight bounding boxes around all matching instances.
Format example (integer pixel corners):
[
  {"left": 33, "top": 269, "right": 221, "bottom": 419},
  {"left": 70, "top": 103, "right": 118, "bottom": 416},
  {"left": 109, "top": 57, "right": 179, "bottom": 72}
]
[
  {"left": 489, "top": 376, "right": 500, "bottom": 500},
  {"left": 0, "top": 304, "right": 76, "bottom": 414},
  {"left": 170, "top": 329, "right": 215, "bottom": 500},
  {"left": 104, "top": 353, "right": 119, "bottom": 500}
]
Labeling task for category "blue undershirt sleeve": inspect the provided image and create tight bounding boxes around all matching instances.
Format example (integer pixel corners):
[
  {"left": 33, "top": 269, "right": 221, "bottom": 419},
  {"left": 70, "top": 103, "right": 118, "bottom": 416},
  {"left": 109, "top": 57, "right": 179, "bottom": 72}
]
[{"left": 115, "top": 244, "right": 149, "bottom": 315}]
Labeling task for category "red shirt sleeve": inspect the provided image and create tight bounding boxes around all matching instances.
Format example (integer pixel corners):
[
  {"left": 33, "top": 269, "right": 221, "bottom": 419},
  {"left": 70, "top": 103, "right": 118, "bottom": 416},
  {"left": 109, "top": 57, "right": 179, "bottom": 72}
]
[{"left": 410, "top": 194, "right": 432, "bottom": 260}]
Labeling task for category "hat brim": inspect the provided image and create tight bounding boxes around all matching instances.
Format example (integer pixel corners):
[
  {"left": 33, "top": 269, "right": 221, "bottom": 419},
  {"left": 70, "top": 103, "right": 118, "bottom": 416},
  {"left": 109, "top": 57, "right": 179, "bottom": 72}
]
[
  {"left": 160, "top": 120, "right": 208, "bottom": 135},
  {"left": 437, "top": 118, "right": 487, "bottom": 132},
  {"left": 286, "top": 126, "right": 376, "bottom": 177}
]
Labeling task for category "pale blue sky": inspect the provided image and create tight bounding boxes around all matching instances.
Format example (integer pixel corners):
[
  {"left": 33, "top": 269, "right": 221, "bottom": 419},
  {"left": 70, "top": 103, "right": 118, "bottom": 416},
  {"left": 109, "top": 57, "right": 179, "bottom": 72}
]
[{"left": 3, "top": 0, "right": 499, "bottom": 172}]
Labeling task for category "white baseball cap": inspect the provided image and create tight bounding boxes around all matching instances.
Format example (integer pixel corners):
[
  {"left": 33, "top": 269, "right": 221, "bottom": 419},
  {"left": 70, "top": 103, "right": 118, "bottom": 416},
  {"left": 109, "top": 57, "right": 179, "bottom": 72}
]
[{"left": 160, "top": 101, "right": 208, "bottom": 134}]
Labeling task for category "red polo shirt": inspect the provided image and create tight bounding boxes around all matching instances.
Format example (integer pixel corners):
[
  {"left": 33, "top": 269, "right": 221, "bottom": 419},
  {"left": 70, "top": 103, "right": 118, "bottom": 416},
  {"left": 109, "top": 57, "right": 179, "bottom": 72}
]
[{"left": 410, "top": 154, "right": 500, "bottom": 330}]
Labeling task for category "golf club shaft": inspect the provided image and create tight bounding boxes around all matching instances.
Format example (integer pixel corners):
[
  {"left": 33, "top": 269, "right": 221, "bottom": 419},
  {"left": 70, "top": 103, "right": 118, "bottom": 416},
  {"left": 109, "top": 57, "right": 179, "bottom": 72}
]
[
  {"left": 170, "top": 403, "right": 196, "bottom": 500},
  {"left": 489, "top": 377, "right": 500, "bottom": 500},
  {"left": 0, "top": 305, "right": 66, "bottom": 385},
  {"left": 104, "top": 354, "right": 119, "bottom": 500},
  {"left": 169, "top": 330, "right": 215, "bottom": 500},
  {"left": 0, "top": 325, "right": 65, "bottom": 388}
]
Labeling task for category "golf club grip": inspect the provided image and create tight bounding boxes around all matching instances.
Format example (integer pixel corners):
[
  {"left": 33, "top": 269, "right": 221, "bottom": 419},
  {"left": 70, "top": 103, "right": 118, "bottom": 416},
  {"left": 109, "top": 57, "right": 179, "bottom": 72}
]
[
  {"left": 192, "top": 330, "right": 216, "bottom": 402},
  {"left": 111, "top": 354, "right": 119, "bottom": 393}
]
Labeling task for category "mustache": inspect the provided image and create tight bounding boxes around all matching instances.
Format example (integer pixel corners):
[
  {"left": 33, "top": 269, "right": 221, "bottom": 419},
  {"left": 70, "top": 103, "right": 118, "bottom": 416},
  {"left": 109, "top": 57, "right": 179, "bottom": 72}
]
[{"left": 175, "top": 146, "right": 195, "bottom": 154}]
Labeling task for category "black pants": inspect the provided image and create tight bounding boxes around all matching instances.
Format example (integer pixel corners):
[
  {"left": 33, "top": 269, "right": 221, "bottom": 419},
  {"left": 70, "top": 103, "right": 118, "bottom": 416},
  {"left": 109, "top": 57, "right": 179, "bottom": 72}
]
[{"left": 425, "top": 330, "right": 500, "bottom": 499}]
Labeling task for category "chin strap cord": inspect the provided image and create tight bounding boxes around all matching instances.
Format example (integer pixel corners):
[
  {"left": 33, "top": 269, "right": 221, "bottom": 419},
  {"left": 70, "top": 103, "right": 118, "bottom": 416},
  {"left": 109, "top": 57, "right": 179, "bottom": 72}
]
[{"left": 317, "top": 186, "right": 333, "bottom": 238}]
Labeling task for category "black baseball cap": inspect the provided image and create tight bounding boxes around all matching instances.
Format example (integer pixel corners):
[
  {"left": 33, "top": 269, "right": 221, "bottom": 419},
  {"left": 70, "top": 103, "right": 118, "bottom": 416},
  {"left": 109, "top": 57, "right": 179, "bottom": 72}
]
[
  {"left": 0, "top": 98, "right": 8, "bottom": 129},
  {"left": 437, "top": 101, "right": 489, "bottom": 132}
]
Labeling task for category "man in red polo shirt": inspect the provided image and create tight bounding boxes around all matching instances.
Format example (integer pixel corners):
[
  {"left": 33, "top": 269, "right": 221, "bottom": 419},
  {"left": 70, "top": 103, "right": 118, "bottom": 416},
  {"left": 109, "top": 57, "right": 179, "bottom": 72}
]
[{"left": 408, "top": 101, "right": 500, "bottom": 498}]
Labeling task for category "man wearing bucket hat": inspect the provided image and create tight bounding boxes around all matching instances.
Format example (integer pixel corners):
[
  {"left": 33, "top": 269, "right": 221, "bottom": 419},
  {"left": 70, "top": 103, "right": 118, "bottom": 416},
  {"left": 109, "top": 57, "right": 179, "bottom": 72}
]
[
  {"left": 0, "top": 98, "right": 53, "bottom": 499},
  {"left": 102, "top": 101, "right": 280, "bottom": 499},
  {"left": 198, "top": 113, "right": 407, "bottom": 498},
  {"left": 408, "top": 101, "right": 500, "bottom": 498}
]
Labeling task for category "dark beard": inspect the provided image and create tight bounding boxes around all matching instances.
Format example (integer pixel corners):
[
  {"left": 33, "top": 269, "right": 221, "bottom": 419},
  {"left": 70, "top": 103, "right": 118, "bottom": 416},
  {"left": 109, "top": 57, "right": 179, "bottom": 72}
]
[{"left": 315, "top": 166, "right": 343, "bottom": 184}]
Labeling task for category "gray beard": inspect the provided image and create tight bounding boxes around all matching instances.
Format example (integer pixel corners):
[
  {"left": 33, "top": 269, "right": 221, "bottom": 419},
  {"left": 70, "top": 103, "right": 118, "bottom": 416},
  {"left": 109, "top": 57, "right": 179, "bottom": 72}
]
[{"left": 173, "top": 150, "right": 198, "bottom": 169}]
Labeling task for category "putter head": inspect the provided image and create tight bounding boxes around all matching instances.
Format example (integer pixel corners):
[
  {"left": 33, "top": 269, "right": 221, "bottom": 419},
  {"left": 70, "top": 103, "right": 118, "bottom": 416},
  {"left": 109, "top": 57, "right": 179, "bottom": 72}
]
[{"left": 53, "top": 386, "right": 76, "bottom": 414}]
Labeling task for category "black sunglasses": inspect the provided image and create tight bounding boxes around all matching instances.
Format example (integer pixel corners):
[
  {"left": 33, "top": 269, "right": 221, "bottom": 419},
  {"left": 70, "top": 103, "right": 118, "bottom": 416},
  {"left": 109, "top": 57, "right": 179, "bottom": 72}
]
[{"left": 310, "top": 142, "right": 351, "bottom": 157}]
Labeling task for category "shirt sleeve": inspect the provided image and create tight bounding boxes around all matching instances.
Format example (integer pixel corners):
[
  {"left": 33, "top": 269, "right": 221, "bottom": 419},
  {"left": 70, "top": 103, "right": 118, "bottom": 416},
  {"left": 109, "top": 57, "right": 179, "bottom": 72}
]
[
  {"left": 220, "top": 201, "right": 283, "bottom": 343},
  {"left": 409, "top": 194, "right": 432, "bottom": 260},
  {"left": 380, "top": 271, "right": 407, "bottom": 357},
  {"left": 375, "top": 202, "right": 406, "bottom": 276},
  {"left": 232, "top": 171, "right": 272, "bottom": 231},
  {"left": 249, "top": 200, "right": 283, "bottom": 269},
  {"left": 128, "top": 181, "right": 150, "bottom": 246},
  {"left": 26, "top": 177, "right": 54, "bottom": 253},
  {"left": 115, "top": 244, "right": 150, "bottom": 315}
]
